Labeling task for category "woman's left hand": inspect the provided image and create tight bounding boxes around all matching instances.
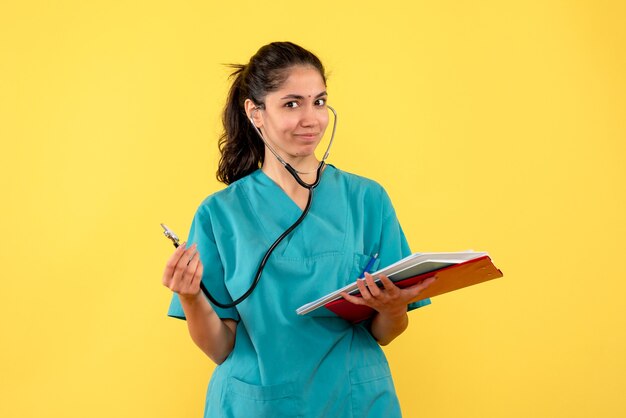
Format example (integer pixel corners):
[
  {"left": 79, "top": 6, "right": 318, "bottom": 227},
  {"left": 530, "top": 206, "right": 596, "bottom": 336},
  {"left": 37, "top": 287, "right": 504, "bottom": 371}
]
[{"left": 340, "top": 273, "right": 436, "bottom": 316}]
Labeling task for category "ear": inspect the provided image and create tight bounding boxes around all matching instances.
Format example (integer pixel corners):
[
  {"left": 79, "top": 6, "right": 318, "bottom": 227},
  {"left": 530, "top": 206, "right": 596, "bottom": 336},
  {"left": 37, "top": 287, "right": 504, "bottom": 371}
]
[{"left": 244, "top": 99, "right": 263, "bottom": 128}]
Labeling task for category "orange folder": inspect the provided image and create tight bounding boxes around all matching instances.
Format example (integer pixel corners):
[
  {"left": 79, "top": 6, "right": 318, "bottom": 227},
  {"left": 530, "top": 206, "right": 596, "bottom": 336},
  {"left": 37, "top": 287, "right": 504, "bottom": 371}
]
[{"left": 324, "top": 256, "right": 503, "bottom": 323}]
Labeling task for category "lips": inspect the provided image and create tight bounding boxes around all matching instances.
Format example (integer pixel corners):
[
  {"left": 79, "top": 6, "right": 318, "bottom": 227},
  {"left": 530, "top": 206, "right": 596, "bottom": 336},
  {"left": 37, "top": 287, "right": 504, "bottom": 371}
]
[{"left": 294, "top": 133, "right": 319, "bottom": 140}]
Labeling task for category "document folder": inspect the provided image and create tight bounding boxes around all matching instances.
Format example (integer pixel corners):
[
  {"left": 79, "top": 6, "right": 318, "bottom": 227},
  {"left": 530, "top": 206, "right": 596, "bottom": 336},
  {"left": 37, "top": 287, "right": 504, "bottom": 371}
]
[{"left": 297, "top": 252, "right": 503, "bottom": 323}]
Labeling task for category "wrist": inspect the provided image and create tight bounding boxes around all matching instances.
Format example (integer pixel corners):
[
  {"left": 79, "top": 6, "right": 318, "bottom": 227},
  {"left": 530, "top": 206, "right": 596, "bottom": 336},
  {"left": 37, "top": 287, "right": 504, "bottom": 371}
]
[
  {"left": 178, "top": 291, "right": 203, "bottom": 305},
  {"left": 378, "top": 306, "right": 408, "bottom": 322}
]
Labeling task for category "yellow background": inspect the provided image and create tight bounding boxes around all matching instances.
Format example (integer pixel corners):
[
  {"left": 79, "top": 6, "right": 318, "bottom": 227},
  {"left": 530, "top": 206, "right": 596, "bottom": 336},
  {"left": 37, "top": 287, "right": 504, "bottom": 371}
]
[{"left": 1, "top": 1, "right": 625, "bottom": 417}]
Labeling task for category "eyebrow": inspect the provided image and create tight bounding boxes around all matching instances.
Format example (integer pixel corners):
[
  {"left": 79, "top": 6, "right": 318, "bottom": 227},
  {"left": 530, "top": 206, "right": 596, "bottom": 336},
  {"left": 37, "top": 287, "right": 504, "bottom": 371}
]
[{"left": 280, "top": 91, "right": 328, "bottom": 100}]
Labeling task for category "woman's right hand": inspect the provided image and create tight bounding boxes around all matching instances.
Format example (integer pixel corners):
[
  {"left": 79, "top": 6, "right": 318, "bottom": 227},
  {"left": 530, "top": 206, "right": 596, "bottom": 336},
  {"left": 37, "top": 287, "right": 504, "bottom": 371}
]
[{"left": 162, "top": 242, "right": 204, "bottom": 299}]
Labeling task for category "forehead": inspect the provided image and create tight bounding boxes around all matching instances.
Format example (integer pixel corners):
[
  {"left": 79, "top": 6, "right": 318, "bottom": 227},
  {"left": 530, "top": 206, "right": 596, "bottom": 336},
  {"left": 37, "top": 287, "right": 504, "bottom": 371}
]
[{"left": 272, "top": 65, "right": 326, "bottom": 95}]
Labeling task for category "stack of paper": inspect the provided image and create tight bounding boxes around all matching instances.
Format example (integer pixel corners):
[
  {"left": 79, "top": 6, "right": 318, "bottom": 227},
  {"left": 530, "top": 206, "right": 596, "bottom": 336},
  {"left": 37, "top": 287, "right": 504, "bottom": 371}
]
[{"left": 296, "top": 251, "right": 503, "bottom": 322}]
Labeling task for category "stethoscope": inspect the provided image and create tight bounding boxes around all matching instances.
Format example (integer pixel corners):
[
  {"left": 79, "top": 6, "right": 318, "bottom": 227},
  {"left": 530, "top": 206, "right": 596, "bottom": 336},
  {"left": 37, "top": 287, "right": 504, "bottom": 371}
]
[{"left": 185, "top": 105, "right": 338, "bottom": 309}]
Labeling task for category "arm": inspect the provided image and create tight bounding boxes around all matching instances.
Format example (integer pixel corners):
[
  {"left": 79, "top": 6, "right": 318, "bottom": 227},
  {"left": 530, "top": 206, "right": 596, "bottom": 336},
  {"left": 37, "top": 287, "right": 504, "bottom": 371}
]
[
  {"left": 370, "top": 307, "right": 409, "bottom": 346},
  {"left": 163, "top": 243, "right": 236, "bottom": 364},
  {"left": 177, "top": 292, "right": 236, "bottom": 364}
]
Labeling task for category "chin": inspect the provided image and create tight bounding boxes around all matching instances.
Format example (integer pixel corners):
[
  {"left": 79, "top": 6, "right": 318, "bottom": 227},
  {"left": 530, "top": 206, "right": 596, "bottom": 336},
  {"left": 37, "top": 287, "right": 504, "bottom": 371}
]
[{"left": 295, "top": 146, "right": 319, "bottom": 157}]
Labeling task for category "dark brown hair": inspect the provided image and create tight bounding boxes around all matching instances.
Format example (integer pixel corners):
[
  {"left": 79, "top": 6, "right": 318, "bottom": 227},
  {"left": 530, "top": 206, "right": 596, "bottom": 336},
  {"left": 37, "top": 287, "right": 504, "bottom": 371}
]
[{"left": 217, "top": 42, "right": 326, "bottom": 184}]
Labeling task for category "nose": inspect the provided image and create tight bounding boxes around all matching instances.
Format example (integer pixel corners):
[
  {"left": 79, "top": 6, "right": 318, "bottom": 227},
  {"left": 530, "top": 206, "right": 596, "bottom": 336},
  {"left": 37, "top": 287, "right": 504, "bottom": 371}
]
[
  {"left": 300, "top": 105, "right": 330, "bottom": 131},
  {"left": 299, "top": 104, "right": 319, "bottom": 127}
]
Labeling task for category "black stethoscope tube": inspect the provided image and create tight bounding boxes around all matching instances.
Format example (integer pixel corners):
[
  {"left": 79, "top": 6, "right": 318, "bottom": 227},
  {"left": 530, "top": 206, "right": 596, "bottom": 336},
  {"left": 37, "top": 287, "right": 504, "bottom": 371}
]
[
  {"left": 197, "top": 162, "right": 325, "bottom": 309},
  {"left": 188, "top": 106, "right": 336, "bottom": 309}
]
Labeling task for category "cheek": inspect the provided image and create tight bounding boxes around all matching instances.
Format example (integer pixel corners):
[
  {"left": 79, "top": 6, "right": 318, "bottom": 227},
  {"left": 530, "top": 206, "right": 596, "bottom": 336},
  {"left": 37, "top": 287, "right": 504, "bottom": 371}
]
[
  {"left": 319, "top": 111, "right": 330, "bottom": 129},
  {"left": 278, "top": 115, "right": 301, "bottom": 132},
  {"left": 264, "top": 116, "right": 293, "bottom": 135}
]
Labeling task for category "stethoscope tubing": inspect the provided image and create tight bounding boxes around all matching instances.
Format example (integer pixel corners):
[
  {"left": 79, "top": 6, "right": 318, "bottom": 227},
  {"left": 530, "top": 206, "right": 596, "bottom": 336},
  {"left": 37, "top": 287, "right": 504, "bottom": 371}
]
[{"left": 197, "top": 106, "right": 336, "bottom": 309}]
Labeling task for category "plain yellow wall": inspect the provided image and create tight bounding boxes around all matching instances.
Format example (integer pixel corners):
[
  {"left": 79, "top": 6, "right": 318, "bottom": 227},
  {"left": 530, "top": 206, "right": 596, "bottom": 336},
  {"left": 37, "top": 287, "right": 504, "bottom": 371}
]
[{"left": 1, "top": 1, "right": 625, "bottom": 417}]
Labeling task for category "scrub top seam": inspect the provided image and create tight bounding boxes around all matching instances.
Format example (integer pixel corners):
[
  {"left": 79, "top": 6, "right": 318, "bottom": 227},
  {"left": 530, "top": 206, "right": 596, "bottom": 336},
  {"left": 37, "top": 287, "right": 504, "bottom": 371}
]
[{"left": 338, "top": 173, "right": 352, "bottom": 255}]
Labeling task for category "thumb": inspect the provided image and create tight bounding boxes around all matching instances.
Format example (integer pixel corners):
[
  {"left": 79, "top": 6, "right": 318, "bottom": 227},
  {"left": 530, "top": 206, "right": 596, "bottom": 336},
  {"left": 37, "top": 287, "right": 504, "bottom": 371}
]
[{"left": 405, "top": 276, "right": 437, "bottom": 296}]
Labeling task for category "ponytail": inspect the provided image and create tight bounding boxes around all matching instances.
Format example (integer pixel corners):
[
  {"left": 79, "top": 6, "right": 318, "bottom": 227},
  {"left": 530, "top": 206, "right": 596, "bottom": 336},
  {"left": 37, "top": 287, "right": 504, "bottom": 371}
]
[{"left": 217, "top": 65, "right": 264, "bottom": 185}]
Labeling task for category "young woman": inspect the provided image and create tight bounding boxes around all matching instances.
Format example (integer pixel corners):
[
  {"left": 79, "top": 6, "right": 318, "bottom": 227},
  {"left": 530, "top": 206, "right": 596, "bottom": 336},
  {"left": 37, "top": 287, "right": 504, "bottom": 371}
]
[{"left": 162, "top": 41, "right": 434, "bottom": 418}]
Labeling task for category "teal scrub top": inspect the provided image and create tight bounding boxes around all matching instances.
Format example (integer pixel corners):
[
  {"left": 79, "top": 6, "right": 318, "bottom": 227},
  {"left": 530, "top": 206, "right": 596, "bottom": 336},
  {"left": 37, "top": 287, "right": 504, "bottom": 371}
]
[{"left": 168, "top": 165, "right": 430, "bottom": 418}]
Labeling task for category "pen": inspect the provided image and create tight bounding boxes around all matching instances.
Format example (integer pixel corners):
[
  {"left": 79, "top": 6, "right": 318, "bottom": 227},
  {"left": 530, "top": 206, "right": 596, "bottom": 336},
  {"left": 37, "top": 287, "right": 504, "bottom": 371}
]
[{"left": 359, "top": 253, "right": 378, "bottom": 278}]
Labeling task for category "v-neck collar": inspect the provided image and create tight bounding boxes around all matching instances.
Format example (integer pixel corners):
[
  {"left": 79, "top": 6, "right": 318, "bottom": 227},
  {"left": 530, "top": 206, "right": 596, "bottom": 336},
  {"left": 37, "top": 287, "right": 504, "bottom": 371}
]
[
  {"left": 238, "top": 164, "right": 347, "bottom": 259},
  {"left": 253, "top": 165, "right": 335, "bottom": 213}
]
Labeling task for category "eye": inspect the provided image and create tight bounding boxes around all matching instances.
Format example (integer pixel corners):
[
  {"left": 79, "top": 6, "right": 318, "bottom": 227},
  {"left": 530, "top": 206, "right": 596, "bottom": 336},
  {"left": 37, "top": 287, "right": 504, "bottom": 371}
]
[
  {"left": 315, "top": 98, "right": 327, "bottom": 107},
  {"left": 284, "top": 101, "right": 299, "bottom": 108}
]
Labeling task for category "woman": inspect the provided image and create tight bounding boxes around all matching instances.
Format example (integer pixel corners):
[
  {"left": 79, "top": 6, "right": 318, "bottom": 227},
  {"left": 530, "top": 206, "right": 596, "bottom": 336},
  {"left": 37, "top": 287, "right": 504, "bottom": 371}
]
[{"left": 162, "top": 41, "right": 434, "bottom": 418}]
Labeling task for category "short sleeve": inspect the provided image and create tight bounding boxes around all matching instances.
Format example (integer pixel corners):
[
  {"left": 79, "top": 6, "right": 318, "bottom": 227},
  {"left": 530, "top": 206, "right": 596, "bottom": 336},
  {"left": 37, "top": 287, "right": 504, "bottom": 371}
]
[
  {"left": 377, "top": 189, "right": 431, "bottom": 312},
  {"left": 167, "top": 204, "right": 240, "bottom": 321}
]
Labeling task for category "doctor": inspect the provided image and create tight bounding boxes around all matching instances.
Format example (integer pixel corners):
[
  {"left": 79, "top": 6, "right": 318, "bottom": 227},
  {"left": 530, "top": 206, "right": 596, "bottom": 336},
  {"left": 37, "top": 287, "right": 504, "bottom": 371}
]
[{"left": 162, "top": 41, "right": 434, "bottom": 418}]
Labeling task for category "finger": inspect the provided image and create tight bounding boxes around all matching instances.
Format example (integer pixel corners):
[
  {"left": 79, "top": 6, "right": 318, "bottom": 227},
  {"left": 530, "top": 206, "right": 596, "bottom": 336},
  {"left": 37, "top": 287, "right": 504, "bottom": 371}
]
[
  {"left": 416, "top": 276, "right": 437, "bottom": 291},
  {"left": 340, "top": 291, "right": 365, "bottom": 306},
  {"left": 182, "top": 249, "right": 201, "bottom": 286},
  {"left": 194, "top": 261, "right": 204, "bottom": 289},
  {"left": 186, "top": 249, "right": 198, "bottom": 266},
  {"left": 186, "top": 256, "right": 203, "bottom": 295},
  {"left": 356, "top": 278, "right": 372, "bottom": 301},
  {"left": 171, "top": 243, "right": 197, "bottom": 286},
  {"left": 379, "top": 274, "right": 399, "bottom": 295},
  {"left": 162, "top": 241, "right": 187, "bottom": 286},
  {"left": 364, "top": 273, "right": 381, "bottom": 297},
  {"left": 404, "top": 276, "right": 437, "bottom": 298}
]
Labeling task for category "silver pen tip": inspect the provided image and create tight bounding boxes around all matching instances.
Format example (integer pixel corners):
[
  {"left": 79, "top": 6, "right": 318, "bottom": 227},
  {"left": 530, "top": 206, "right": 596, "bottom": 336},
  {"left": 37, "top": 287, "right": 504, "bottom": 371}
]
[{"left": 160, "top": 223, "right": 179, "bottom": 243}]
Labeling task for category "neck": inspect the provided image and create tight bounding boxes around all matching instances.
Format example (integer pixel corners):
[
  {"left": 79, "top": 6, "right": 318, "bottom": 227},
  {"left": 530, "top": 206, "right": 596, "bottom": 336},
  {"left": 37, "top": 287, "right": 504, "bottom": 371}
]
[
  {"left": 262, "top": 156, "right": 319, "bottom": 190},
  {"left": 261, "top": 153, "right": 325, "bottom": 212}
]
